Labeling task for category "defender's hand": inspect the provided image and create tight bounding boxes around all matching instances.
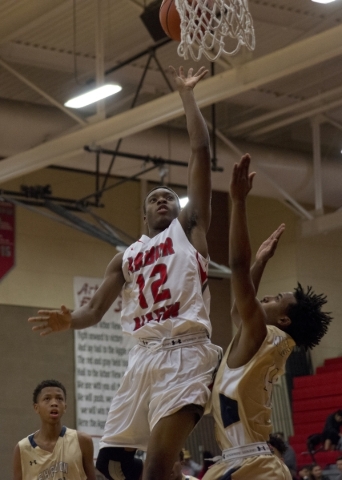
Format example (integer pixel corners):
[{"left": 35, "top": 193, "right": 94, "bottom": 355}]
[
  {"left": 255, "top": 224, "right": 285, "bottom": 264},
  {"left": 169, "top": 65, "right": 208, "bottom": 91},
  {"left": 230, "top": 153, "right": 256, "bottom": 202},
  {"left": 28, "top": 305, "right": 72, "bottom": 336}
]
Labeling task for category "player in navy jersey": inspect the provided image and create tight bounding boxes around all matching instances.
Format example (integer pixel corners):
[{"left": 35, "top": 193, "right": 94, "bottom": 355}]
[{"left": 29, "top": 66, "right": 222, "bottom": 480}]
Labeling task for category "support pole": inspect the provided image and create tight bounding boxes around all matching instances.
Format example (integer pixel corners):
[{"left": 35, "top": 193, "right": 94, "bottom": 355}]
[
  {"left": 211, "top": 63, "right": 217, "bottom": 171},
  {"left": 311, "top": 116, "right": 323, "bottom": 214},
  {"left": 95, "top": 0, "right": 105, "bottom": 117}
]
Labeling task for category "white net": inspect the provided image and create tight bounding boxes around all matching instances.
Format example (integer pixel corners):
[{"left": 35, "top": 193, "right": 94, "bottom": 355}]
[{"left": 175, "top": 0, "right": 255, "bottom": 61}]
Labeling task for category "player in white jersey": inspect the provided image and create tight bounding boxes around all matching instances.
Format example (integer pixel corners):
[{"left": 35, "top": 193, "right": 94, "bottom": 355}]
[
  {"left": 13, "top": 379, "right": 96, "bottom": 480},
  {"left": 28, "top": 66, "right": 222, "bottom": 480},
  {"left": 203, "top": 154, "right": 332, "bottom": 480}
]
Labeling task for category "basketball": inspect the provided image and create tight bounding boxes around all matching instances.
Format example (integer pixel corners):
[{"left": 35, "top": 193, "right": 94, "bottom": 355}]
[
  {"left": 159, "top": 0, "right": 215, "bottom": 43},
  {"left": 159, "top": 0, "right": 181, "bottom": 42}
]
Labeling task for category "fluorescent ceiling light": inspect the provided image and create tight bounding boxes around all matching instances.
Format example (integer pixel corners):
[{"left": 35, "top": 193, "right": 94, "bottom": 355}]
[
  {"left": 311, "top": 0, "right": 336, "bottom": 3},
  {"left": 179, "top": 197, "right": 189, "bottom": 208},
  {"left": 65, "top": 84, "right": 122, "bottom": 108}
]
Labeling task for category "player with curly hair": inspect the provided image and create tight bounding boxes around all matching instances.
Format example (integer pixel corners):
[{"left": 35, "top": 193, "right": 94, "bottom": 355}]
[{"left": 203, "top": 154, "right": 332, "bottom": 480}]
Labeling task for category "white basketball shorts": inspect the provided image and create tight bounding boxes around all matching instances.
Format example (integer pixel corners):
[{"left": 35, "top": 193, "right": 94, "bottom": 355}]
[{"left": 99, "top": 334, "right": 222, "bottom": 451}]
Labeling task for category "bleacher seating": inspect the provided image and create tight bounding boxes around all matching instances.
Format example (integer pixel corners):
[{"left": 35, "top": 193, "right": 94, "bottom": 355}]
[{"left": 289, "top": 356, "right": 342, "bottom": 469}]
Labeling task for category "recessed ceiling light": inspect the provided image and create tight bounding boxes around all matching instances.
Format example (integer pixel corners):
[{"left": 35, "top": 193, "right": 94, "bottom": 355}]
[
  {"left": 312, "top": 0, "right": 336, "bottom": 3},
  {"left": 64, "top": 84, "right": 122, "bottom": 108}
]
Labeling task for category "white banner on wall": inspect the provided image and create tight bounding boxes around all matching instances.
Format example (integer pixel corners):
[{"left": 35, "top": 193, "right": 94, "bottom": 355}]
[{"left": 73, "top": 276, "right": 136, "bottom": 457}]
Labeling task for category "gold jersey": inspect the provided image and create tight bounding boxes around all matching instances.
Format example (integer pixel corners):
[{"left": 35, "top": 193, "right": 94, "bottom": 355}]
[
  {"left": 18, "top": 426, "right": 87, "bottom": 480},
  {"left": 203, "top": 326, "right": 295, "bottom": 480}
]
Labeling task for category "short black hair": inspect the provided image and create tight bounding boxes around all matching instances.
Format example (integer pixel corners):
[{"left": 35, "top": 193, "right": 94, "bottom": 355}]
[
  {"left": 143, "top": 186, "right": 181, "bottom": 214},
  {"left": 268, "top": 434, "right": 287, "bottom": 455},
  {"left": 285, "top": 283, "right": 332, "bottom": 351},
  {"left": 33, "top": 379, "right": 67, "bottom": 403}
]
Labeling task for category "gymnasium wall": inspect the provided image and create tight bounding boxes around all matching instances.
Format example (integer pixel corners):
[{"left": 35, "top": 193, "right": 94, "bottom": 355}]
[
  {"left": 1, "top": 165, "right": 342, "bottom": 478},
  {"left": 0, "top": 168, "right": 231, "bottom": 478},
  {"left": 247, "top": 196, "right": 342, "bottom": 369},
  {"left": 0, "top": 304, "right": 76, "bottom": 480}
]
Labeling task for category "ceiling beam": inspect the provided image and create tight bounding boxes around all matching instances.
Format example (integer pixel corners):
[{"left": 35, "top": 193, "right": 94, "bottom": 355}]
[
  {"left": 0, "top": 1, "right": 69, "bottom": 45},
  {"left": 248, "top": 95, "right": 342, "bottom": 139},
  {"left": 229, "top": 84, "right": 342, "bottom": 136},
  {"left": 2, "top": 23, "right": 342, "bottom": 183},
  {"left": 301, "top": 209, "right": 342, "bottom": 237},
  {"left": 0, "top": 42, "right": 95, "bottom": 74}
]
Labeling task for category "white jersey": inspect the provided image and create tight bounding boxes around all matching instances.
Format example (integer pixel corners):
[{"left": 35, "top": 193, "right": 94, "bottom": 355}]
[
  {"left": 121, "top": 218, "right": 211, "bottom": 339},
  {"left": 18, "top": 427, "right": 87, "bottom": 480}
]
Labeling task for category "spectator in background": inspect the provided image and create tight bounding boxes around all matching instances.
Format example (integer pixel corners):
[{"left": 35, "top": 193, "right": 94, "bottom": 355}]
[
  {"left": 309, "top": 464, "right": 329, "bottom": 480},
  {"left": 268, "top": 434, "right": 288, "bottom": 459},
  {"left": 297, "top": 465, "right": 311, "bottom": 479},
  {"left": 273, "top": 431, "right": 297, "bottom": 479},
  {"left": 336, "top": 456, "right": 342, "bottom": 480},
  {"left": 172, "top": 450, "right": 199, "bottom": 480},
  {"left": 322, "top": 410, "right": 342, "bottom": 450},
  {"left": 182, "top": 449, "right": 202, "bottom": 477},
  {"left": 197, "top": 451, "right": 214, "bottom": 479}
]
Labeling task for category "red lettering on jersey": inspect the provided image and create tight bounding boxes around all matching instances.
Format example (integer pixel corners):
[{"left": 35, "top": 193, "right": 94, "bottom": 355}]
[
  {"left": 145, "top": 312, "right": 154, "bottom": 322},
  {"left": 137, "top": 274, "right": 148, "bottom": 309},
  {"left": 153, "top": 306, "right": 166, "bottom": 322},
  {"left": 127, "top": 257, "right": 134, "bottom": 273},
  {"left": 144, "top": 246, "right": 155, "bottom": 266},
  {"left": 155, "top": 245, "right": 161, "bottom": 260},
  {"left": 128, "top": 237, "right": 175, "bottom": 274},
  {"left": 150, "top": 264, "right": 171, "bottom": 304},
  {"left": 134, "top": 252, "right": 143, "bottom": 272},
  {"left": 196, "top": 252, "right": 208, "bottom": 284},
  {"left": 133, "top": 301, "right": 181, "bottom": 331},
  {"left": 134, "top": 316, "right": 143, "bottom": 330},
  {"left": 161, "top": 237, "right": 175, "bottom": 256},
  {"left": 162, "top": 301, "right": 180, "bottom": 320}
]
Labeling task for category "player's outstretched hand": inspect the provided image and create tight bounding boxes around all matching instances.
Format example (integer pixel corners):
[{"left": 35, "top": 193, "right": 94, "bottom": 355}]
[
  {"left": 255, "top": 224, "right": 285, "bottom": 265},
  {"left": 230, "top": 153, "right": 256, "bottom": 202},
  {"left": 169, "top": 65, "right": 208, "bottom": 91},
  {"left": 28, "top": 305, "right": 72, "bottom": 336}
]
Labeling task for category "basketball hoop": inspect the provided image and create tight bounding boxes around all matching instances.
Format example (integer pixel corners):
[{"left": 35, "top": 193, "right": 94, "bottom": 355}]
[{"left": 175, "top": 0, "right": 255, "bottom": 61}]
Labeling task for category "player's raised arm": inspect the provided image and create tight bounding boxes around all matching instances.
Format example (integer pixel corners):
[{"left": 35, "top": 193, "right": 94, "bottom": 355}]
[
  {"left": 169, "top": 66, "right": 211, "bottom": 256},
  {"left": 231, "top": 223, "right": 285, "bottom": 327},
  {"left": 28, "top": 251, "right": 125, "bottom": 336},
  {"left": 229, "top": 154, "right": 268, "bottom": 365}
]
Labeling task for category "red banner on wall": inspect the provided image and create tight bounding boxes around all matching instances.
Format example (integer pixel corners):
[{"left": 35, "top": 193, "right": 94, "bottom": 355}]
[{"left": 0, "top": 201, "right": 15, "bottom": 281}]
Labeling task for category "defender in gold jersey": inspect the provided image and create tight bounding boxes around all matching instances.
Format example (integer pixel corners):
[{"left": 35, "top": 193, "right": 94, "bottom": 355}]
[
  {"left": 203, "top": 154, "right": 332, "bottom": 480},
  {"left": 13, "top": 379, "right": 96, "bottom": 480}
]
